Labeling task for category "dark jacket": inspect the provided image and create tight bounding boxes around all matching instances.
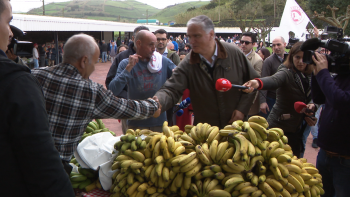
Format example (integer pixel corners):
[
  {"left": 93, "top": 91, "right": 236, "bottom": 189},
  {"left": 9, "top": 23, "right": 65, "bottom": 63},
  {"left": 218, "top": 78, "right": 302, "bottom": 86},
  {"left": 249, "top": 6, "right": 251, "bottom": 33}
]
[
  {"left": 105, "top": 42, "right": 136, "bottom": 98},
  {"left": 49, "top": 48, "right": 56, "bottom": 60},
  {"left": 312, "top": 69, "right": 350, "bottom": 156},
  {"left": 101, "top": 43, "right": 108, "bottom": 52},
  {"left": 167, "top": 50, "right": 180, "bottom": 66},
  {"left": 155, "top": 40, "right": 259, "bottom": 128},
  {"left": 260, "top": 65, "right": 312, "bottom": 134},
  {"left": 259, "top": 53, "right": 283, "bottom": 103},
  {"left": 0, "top": 55, "right": 74, "bottom": 197},
  {"left": 38, "top": 46, "right": 46, "bottom": 56}
]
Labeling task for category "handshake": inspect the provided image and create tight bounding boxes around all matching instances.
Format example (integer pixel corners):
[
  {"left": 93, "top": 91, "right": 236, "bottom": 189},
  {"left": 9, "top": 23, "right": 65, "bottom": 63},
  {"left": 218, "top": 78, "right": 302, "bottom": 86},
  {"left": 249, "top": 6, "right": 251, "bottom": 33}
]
[{"left": 150, "top": 96, "right": 162, "bottom": 118}]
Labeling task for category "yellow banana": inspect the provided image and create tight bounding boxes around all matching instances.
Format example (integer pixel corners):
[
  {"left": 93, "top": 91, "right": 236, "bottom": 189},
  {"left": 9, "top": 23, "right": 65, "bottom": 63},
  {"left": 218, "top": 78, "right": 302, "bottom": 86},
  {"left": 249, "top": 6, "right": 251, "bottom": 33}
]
[
  {"left": 287, "top": 174, "right": 304, "bottom": 193},
  {"left": 300, "top": 173, "right": 312, "bottom": 181},
  {"left": 227, "top": 159, "right": 246, "bottom": 173},
  {"left": 266, "top": 141, "right": 281, "bottom": 158},
  {"left": 214, "top": 172, "right": 225, "bottom": 180},
  {"left": 162, "top": 166, "right": 170, "bottom": 182},
  {"left": 180, "top": 158, "right": 199, "bottom": 173},
  {"left": 277, "top": 163, "right": 289, "bottom": 178},
  {"left": 207, "top": 126, "right": 219, "bottom": 144},
  {"left": 232, "top": 138, "right": 241, "bottom": 162},
  {"left": 173, "top": 146, "right": 186, "bottom": 156},
  {"left": 207, "top": 189, "right": 231, "bottom": 197},
  {"left": 285, "top": 164, "right": 302, "bottom": 174},
  {"left": 267, "top": 130, "right": 281, "bottom": 141},
  {"left": 270, "top": 165, "right": 283, "bottom": 181},
  {"left": 180, "top": 135, "right": 196, "bottom": 145},
  {"left": 195, "top": 145, "right": 212, "bottom": 165},
  {"left": 216, "top": 141, "right": 229, "bottom": 161},
  {"left": 249, "top": 122, "right": 268, "bottom": 140},
  {"left": 303, "top": 167, "right": 319, "bottom": 174},
  {"left": 183, "top": 176, "right": 192, "bottom": 190},
  {"left": 248, "top": 116, "right": 268, "bottom": 125},
  {"left": 224, "top": 176, "right": 245, "bottom": 188},
  {"left": 233, "top": 134, "right": 249, "bottom": 155},
  {"left": 210, "top": 164, "right": 222, "bottom": 173},
  {"left": 185, "top": 162, "right": 202, "bottom": 177},
  {"left": 178, "top": 152, "right": 197, "bottom": 166},
  {"left": 209, "top": 140, "right": 219, "bottom": 162},
  {"left": 190, "top": 126, "right": 200, "bottom": 142},
  {"left": 251, "top": 174, "right": 259, "bottom": 186},
  {"left": 269, "top": 128, "right": 284, "bottom": 137},
  {"left": 258, "top": 182, "right": 275, "bottom": 197},
  {"left": 240, "top": 186, "right": 259, "bottom": 194},
  {"left": 219, "top": 129, "right": 240, "bottom": 137},
  {"left": 149, "top": 135, "right": 162, "bottom": 151},
  {"left": 159, "top": 135, "right": 167, "bottom": 151},
  {"left": 265, "top": 178, "right": 284, "bottom": 192},
  {"left": 270, "top": 157, "right": 278, "bottom": 168},
  {"left": 206, "top": 178, "right": 219, "bottom": 193}
]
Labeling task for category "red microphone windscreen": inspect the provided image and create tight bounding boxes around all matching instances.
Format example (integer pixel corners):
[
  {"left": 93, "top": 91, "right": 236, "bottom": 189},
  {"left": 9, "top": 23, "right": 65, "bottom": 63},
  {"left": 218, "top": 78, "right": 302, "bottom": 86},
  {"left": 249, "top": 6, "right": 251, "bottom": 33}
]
[
  {"left": 294, "top": 101, "right": 307, "bottom": 113},
  {"left": 216, "top": 78, "right": 232, "bottom": 92}
]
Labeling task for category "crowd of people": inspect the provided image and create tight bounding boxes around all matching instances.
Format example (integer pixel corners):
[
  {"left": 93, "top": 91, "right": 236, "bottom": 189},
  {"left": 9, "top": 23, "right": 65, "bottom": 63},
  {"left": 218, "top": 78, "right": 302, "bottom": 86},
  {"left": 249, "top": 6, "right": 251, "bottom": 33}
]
[{"left": 1, "top": 0, "right": 350, "bottom": 194}]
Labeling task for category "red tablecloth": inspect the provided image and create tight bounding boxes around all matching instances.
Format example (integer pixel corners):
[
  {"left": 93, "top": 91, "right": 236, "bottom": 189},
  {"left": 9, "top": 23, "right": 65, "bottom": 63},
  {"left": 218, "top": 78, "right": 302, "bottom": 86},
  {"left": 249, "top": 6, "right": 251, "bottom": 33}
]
[{"left": 83, "top": 189, "right": 110, "bottom": 197}]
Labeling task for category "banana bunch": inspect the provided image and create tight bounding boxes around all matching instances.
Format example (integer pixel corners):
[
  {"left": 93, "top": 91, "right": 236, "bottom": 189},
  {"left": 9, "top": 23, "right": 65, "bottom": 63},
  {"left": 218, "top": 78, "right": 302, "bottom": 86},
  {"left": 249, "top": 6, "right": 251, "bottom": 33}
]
[
  {"left": 69, "top": 167, "right": 101, "bottom": 192},
  {"left": 108, "top": 116, "right": 323, "bottom": 197},
  {"left": 70, "top": 156, "right": 80, "bottom": 167},
  {"left": 81, "top": 119, "right": 116, "bottom": 142}
]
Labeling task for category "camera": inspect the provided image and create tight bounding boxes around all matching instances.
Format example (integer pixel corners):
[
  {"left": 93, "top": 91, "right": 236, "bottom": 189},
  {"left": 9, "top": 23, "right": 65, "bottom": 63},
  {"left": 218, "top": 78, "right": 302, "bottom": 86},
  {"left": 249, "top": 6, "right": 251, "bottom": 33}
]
[
  {"left": 286, "top": 38, "right": 299, "bottom": 49},
  {"left": 301, "top": 26, "right": 350, "bottom": 74},
  {"left": 7, "top": 25, "right": 33, "bottom": 58}
]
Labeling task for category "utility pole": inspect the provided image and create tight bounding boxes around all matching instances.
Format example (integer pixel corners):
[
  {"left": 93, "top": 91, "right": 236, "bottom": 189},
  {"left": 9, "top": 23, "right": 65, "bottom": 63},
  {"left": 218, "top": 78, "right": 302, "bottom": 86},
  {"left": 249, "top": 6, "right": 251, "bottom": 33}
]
[
  {"left": 218, "top": 0, "right": 220, "bottom": 22},
  {"left": 146, "top": 9, "right": 148, "bottom": 24},
  {"left": 42, "top": 0, "right": 45, "bottom": 15},
  {"left": 274, "top": 0, "right": 276, "bottom": 18}
]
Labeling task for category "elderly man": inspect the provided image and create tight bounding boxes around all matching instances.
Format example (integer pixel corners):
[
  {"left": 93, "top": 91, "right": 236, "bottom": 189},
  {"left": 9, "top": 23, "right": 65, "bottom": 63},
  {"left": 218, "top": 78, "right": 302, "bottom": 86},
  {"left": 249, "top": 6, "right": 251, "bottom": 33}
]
[
  {"left": 259, "top": 36, "right": 286, "bottom": 118},
  {"left": 0, "top": 0, "right": 74, "bottom": 196},
  {"left": 32, "top": 34, "right": 160, "bottom": 173},
  {"left": 155, "top": 15, "right": 259, "bottom": 128},
  {"left": 109, "top": 30, "right": 176, "bottom": 132},
  {"left": 240, "top": 32, "right": 263, "bottom": 116}
]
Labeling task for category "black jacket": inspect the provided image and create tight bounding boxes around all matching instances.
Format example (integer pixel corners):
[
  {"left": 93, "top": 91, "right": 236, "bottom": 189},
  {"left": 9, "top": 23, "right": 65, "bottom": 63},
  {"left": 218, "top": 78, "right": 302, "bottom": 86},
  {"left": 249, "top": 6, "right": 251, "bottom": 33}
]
[
  {"left": 0, "top": 55, "right": 74, "bottom": 197},
  {"left": 105, "top": 42, "right": 136, "bottom": 98}
]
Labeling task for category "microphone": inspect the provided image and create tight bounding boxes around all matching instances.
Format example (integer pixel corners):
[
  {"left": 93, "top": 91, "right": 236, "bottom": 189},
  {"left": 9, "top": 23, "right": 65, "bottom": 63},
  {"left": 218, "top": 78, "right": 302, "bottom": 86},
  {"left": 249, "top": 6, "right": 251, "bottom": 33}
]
[
  {"left": 176, "top": 109, "right": 184, "bottom": 117},
  {"left": 215, "top": 78, "right": 252, "bottom": 92},
  {"left": 294, "top": 101, "right": 314, "bottom": 114},
  {"left": 173, "top": 97, "right": 191, "bottom": 113},
  {"left": 300, "top": 38, "right": 321, "bottom": 52}
]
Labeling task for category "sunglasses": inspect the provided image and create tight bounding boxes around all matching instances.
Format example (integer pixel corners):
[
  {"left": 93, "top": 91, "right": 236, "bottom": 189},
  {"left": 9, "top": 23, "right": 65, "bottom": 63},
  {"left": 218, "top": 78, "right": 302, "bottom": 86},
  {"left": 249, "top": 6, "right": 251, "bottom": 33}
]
[
  {"left": 240, "top": 40, "right": 252, "bottom": 45},
  {"left": 157, "top": 38, "right": 167, "bottom": 41}
]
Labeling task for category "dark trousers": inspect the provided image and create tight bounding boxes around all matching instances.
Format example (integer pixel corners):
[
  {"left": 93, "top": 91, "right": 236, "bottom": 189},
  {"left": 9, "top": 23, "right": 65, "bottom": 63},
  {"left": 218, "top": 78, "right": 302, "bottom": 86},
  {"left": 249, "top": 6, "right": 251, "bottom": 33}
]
[
  {"left": 317, "top": 148, "right": 350, "bottom": 197},
  {"left": 62, "top": 160, "right": 73, "bottom": 176},
  {"left": 39, "top": 55, "right": 46, "bottom": 67},
  {"left": 259, "top": 97, "right": 276, "bottom": 119},
  {"left": 284, "top": 129, "right": 304, "bottom": 158}
]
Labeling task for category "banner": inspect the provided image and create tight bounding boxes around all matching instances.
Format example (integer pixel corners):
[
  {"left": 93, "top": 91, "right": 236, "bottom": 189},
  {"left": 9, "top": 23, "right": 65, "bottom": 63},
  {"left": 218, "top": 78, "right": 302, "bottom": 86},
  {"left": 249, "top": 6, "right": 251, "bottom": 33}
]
[{"left": 276, "top": 0, "right": 310, "bottom": 42}]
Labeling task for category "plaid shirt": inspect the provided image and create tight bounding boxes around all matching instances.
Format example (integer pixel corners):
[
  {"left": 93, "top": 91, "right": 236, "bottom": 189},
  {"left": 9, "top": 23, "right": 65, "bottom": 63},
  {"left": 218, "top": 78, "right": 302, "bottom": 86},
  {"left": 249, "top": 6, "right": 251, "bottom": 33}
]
[{"left": 31, "top": 64, "right": 159, "bottom": 161}]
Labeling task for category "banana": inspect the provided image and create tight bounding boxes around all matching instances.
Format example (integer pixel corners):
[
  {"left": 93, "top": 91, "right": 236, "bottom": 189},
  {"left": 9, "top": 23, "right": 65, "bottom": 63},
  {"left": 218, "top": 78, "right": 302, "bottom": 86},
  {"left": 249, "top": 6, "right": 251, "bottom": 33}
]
[
  {"left": 227, "top": 159, "right": 246, "bottom": 172},
  {"left": 127, "top": 181, "right": 142, "bottom": 196},
  {"left": 265, "top": 178, "right": 284, "bottom": 192},
  {"left": 219, "top": 146, "right": 234, "bottom": 164},
  {"left": 224, "top": 176, "right": 245, "bottom": 188},
  {"left": 269, "top": 128, "right": 284, "bottom": 137},
  {"left": 209, "top": 140, "right": 219, "bottom": 162},
  {"left": 302, "top": 163, "right": 316, "bottom": 168},
  {"left": 270, "top": 165, "right": 283, "bottom": 181},
  {"left": 159, "top": 135, "right": 167, "bottom": 151},
  {"left": 248, "top": 116, "right": 268, "bottom": 125},
  {"left": 120, "top": 143, "right": 131, "bottom": 153},
  {"left": 300, "top": 173, "right": 312, "bottom": 181},
  {"left": 130, "top": 162, "right": 143, "bottom": 169},
  {"left": 251, "top": 189, "right": 264, "bottom": 197},
  {"left": 115, "top": 155, "right": 133, "bottom": 162},
  {"left": 240, "top": 186, "right": 259, "bottom": 194},
  {"left": 249, "top": 122, "right": 268, "bottom": 140},
  {"left": 138, "top": 183, "right": 150, "bottom": 192},
  {"left": 232, "top": 138, "right": 241, "bottom": 162},
  {"left": 180, "top": 158, "right": 199, "bottom": 173},
  {"left": 214, "top": 172, "right": 225, "bottom": 180},
  {"left": 173, "top": 145, "right": 186, "bottom": 156},
  {"left": 247, "top": 127, "right": 258, "bottom": 146},
  {"left": 190, "top": 183, "right": 200, "bottom": 196},
  {"left": 201, "top": 123, "right": 211, "bottom": 139},
  {"left": 185, "top": 162, "right": 202, "bottom": 177},
  {"left": 277, "top": 154, "right": 292, "bottom": 163},
  {"left": 270, "top": 157, "right": 278, "bottom": 168},
  {"left": 216, "top": 141, "right": 229, "bottom": 161},
  {"left": 207, "top": 126, "right": 219, "bottom": 144},
  {"left": 287, "top": 174, "right": 304, "bottom": 193},
  {"left": 219, "top": 129, "right": 240, "bottom": 137},
  {"left": 210, "top": 164, "right": 222, "bottom": 173},
  {"left": 207, "top": 189, "right": 231, "bottom": 197},
  {"left": 258, "top": 175, "right": 266, "bottom": 183},
  {"left": 247, "top": 140, "right": 256, "bottom": 157},
  {"left": 267, "top": 130, "right": 281, "bottom": 142},
  {"left": 149, "top": 135, "right": 162, "bottom": 151},
  {"left": 258, "top": 182, "right": 276, "bottom": 197},
  {"left": 201, "top": 169, "right": 215, "bottom": 177},
  {"left": 154, "top": 155, "right": 164, "bottom": 164},
  {"left": 195, "top": 123, "right": 203, "bottom": 141},
  {"left": 140, "top": 141, "right": 147, "bottom": 149},
  {"left": 233, "top": 134, "right": 248, "bottom": 155},
  {"left": 202, "top": 177, "right": 212, "bottom": 193},
  {"left": 206, "top": 179, "right": 219, "bottom": 193},
  {"left": 165, "top": 136, "right": 175, "bottom": 153},
  {"left": 270, "top": 148, "right": 285, "bottom": 158},
  {"left": 195, "top": 145, "right": 212, "bottom": 165},
  {"left": 181, "top": 135, "right": 196, "bottom": 145},
  {"left": 255, "top": 146, "right": 262, "bottom": 156},
  {"left": 251, "top": 174, "right": 259, "bottom": 186},
  {"left": 285, "top": 164, "right": 302, "bottom": 174},
  {"left": 120, "top": 160, "right": 136, "bottom": 168},
  {"left": 277, "top": 163, "right": 289, "bottom": 178},
  {"left": 163, "top": 145, "right": 171, "bottom": 160},
  {"left": 178, "top": 152, "right": 196, "bottom": 166},
  {"left": 247, "top": 156, "right": 264, "bottom": 171},
  {"left": 290, "top": 172, "right": 305, "bottom": 188},
  {"left": 303, "top": 167, "right": 319, "bottom": 174},
  {"left": 266, "top": 141, "right": 281, "bottom": 158},
  {"left": 190, "top": 126, "right": 200, "bottom": 142},
  {"left": 304, "top": 178, "right": 320, "bottom": 186}
]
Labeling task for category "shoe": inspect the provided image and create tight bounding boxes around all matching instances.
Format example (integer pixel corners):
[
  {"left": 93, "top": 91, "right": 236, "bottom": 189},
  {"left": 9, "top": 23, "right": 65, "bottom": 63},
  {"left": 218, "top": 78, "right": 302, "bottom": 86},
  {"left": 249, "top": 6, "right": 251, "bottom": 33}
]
[{"left": 312, "top": 138, "right": 318, "bottom": 148}]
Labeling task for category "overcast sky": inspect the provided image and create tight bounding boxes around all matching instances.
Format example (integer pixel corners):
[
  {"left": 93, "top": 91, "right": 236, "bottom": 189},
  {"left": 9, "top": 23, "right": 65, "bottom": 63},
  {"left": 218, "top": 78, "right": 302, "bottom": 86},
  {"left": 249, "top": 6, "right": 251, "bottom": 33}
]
[{"left": 11, "top": 0, "right": 210, "bottom": 13}]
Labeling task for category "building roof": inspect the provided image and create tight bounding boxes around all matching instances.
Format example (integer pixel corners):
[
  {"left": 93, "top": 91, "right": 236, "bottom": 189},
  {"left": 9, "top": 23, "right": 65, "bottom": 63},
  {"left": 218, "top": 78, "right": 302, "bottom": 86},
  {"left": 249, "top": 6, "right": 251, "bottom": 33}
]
[{"left": 11, "top": 14, "right": 243, "bottom": 34}]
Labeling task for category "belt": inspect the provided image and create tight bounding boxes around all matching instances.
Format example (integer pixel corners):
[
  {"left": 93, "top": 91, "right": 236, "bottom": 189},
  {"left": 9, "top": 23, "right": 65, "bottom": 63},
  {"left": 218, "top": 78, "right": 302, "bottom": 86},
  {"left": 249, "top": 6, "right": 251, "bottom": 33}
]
[{"left": 325, "top": 150, "right": 350, "bottom": 159}]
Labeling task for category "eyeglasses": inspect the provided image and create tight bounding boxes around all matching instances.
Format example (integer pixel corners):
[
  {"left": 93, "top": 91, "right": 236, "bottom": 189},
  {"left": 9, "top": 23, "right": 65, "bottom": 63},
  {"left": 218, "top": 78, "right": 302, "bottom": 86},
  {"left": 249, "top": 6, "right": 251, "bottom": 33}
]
[
  {"left": 157, "top": 38, "right": 167, "bottom": 41},
  {"left": 240, "top": 40, "right": 252, "bottom": 45}
]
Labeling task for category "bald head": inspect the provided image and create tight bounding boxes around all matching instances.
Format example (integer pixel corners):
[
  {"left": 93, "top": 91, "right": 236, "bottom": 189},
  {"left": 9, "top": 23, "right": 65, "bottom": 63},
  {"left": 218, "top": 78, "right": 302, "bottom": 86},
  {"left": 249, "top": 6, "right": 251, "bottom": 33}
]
[
  {"left": 134, "top": 30, "right": 156, "bottom": 60},
  {"left": 167, "top": 42, "right": 174, "bottom": 50},
  {"left": 272, "top": 36, "right": 287, "bottom": 57},
  {"left": 63, "top": 34, "right": 98, "bottom": 64},
  {"left": 273, "top": 36, "right": 285, "bottom": 44}
]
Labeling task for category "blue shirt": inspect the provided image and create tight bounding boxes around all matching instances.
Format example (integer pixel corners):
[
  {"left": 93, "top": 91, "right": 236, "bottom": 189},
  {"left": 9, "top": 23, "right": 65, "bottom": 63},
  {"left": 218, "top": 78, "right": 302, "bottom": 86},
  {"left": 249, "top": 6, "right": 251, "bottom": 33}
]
[
  {"left": 0, "top": 49, "right": 7, "bottom": 57},
  {"left": 172, "top": 41, "right": 178, "bottom": 51},
  {"left": 109, "top": 56, "right": 176, "bottom": 127}
]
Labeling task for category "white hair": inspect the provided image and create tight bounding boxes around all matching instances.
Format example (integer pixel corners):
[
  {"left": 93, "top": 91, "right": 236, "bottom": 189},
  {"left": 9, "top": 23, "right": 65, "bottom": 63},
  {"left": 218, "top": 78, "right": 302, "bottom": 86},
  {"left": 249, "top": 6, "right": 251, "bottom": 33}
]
[
  {"left": 187, "top": 15, "right": 215, "bottom": 34},
  {"left": 63, "top": 34, "right": 97, "bottom": 64}
]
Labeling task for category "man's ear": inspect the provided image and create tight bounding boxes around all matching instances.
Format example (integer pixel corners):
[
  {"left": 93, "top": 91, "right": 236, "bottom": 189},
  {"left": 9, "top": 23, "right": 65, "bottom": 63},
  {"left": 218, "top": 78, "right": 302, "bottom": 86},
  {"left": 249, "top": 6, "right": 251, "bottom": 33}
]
[
  {"left": 80, "top": 56, "right": 88, "bottom": 69},
  {"left": 209, "top": 30, "right": 215, "bottom": 40}
]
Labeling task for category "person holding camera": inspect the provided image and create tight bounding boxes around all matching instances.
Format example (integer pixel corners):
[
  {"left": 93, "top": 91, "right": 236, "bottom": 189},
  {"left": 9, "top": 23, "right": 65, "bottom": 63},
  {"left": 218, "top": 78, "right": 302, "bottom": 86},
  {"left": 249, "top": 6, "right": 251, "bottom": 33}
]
[
  {"left": 311, "top": 52, "right": 350, "bottom": 197},
  {"left": 242, "top": 41, "right": 317, "bottom": 157}
]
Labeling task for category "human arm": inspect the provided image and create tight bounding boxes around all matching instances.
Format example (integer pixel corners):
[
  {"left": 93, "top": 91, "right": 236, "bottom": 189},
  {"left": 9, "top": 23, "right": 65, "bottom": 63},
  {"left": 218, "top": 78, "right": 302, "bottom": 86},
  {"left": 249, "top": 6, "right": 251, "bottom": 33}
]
[
  {"left": 108, "top": 58, "right": 134, "bottom": 96},
  {"left": 5, "top": 74, "right": 74, "bottom": 196},
  {"left": 312, "top": 53, "right": 350, "bottom": 110},
  {"left": 259, "top": 59, "right": 271, "bottom": 107},
  {"left": 172, "top": 53, "right": 180, "bottom": 66},
  {"left": 93, "top": 85, "right": 160, "bottom": 119}
]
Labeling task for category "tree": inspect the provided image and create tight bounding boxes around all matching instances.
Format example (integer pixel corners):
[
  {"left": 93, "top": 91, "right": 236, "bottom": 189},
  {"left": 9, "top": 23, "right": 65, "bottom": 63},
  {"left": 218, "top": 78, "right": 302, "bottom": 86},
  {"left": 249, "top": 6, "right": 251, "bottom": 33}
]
[
  {"left": 313, "top": 5, "right": 350, "bottom": 35},
  {"left": 253, "top": 19, "right": 275, "bottom": 46}
]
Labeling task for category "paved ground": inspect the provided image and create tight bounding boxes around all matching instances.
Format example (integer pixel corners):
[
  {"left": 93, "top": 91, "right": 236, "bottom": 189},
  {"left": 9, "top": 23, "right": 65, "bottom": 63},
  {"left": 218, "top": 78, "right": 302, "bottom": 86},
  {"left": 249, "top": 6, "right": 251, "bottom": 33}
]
[{"left": 90, "top": 61, "right": 320, "bottom": 165}]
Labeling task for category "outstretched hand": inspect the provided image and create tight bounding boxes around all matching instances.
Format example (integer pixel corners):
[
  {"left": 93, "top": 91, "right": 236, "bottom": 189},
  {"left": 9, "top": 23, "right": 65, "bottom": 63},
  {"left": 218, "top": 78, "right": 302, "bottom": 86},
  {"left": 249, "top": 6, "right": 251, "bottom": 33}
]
[
  {"left": 151, "top": 96, "right": 162, "bottom": 118},
  {"left": 242, "top": 80, "right": 259, "bottom": 93}
]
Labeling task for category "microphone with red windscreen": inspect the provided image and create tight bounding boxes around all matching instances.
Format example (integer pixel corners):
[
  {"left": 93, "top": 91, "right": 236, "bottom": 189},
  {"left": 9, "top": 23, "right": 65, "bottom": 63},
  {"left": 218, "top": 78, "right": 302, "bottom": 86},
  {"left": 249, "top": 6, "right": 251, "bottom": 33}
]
[
  {"left": 215, "top": 78, "right": 253, "bottom": 92},
  {"left": 294, "top": 101, "right": 314, "bottom": 114}
]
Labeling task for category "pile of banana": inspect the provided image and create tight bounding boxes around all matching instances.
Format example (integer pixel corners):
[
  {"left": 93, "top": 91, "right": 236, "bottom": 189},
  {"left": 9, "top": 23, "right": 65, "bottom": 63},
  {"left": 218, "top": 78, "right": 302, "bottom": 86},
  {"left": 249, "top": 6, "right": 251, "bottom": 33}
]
[
  {"left": 81, "top": 119, "right": 116, "bottom": 142},
  {"left": 109, "top": 116, "right": 324, "bottom": 197},
  {"left": 69, "top": 167, "right": 102, "bottom": 192}
]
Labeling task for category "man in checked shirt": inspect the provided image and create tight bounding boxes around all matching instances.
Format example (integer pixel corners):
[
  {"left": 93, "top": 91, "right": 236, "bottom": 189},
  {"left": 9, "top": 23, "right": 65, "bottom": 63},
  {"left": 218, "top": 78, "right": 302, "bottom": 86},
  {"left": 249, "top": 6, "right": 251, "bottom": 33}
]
[{"left": 31, "top": 34, "right": 161, "bottom": 174}]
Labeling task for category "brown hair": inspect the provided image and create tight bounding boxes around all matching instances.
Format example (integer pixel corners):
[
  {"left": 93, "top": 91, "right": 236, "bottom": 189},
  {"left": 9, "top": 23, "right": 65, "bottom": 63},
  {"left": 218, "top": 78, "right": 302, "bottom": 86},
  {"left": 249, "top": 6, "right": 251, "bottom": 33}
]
[
  {"left": 283, "top": 41, "right": 313, "bottom": 75},
  {"left": 117, "top": 44, "right": 128, "bottom": 54}
]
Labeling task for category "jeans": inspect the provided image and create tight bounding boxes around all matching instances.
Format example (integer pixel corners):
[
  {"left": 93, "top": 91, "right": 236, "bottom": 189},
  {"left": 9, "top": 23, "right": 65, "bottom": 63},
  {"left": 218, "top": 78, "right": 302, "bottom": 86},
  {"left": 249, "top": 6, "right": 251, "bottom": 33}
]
[
  {"left": 33, "top": 59, "right": 39, "bottom": 68},
  {"left": 316, "top": 148, "right": 350, "bottom": 197},
  {"left": 102, "top": 52, "right": 107, "bottom": 62},
  {"left": 301, "top": 123, "right": 311, "bottom": 158},
  {"left": 259, "top": 96, "right": 276, "bottom": 119}
]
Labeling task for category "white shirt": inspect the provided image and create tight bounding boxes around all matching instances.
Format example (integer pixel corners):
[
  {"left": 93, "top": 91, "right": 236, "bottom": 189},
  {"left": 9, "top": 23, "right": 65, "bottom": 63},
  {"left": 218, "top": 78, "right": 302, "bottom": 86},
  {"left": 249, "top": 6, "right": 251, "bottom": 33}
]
[
  {"left": 245, "top": 49, "right": 253, "bottom": 57},
  {"left": 33, "top": 47, "right": 39, "bottom": 59}
]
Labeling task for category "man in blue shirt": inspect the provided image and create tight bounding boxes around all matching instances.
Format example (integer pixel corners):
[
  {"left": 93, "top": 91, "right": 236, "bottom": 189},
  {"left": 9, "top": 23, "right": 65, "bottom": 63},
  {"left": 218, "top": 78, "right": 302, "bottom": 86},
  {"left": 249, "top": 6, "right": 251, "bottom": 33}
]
[
  {"left": 109, "top": 30, "right": 176, "bottom": 132},
  {"left": 170, "top": 36, "right": 178, "bottom": 53}
]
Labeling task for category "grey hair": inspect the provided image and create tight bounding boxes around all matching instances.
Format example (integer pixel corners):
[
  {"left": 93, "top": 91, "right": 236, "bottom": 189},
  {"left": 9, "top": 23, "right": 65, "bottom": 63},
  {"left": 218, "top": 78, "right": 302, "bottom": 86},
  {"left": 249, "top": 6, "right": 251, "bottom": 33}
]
[
  {"left": 133, "top": 26, "right": 150, "bottom": 36},
  {"left": 187, "top": 15, "right": 215, "bottom": 34},
  {"left": 63, "top": 34, "right": 97, "bottom": 64}
]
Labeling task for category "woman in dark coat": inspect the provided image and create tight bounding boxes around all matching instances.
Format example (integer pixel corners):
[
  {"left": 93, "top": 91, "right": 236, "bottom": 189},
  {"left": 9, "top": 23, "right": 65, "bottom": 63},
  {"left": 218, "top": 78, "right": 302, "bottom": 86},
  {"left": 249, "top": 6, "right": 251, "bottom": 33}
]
[{"left": 243, "top": 41, "right": 317, "bottom": 157}]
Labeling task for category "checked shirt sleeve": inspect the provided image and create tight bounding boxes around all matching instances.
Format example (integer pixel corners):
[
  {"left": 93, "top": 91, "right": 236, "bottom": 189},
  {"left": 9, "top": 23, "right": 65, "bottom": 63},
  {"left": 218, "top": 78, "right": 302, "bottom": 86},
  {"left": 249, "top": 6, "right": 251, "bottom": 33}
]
[{"left": 93, "top": 84, "right": 159, "bottom": 120}]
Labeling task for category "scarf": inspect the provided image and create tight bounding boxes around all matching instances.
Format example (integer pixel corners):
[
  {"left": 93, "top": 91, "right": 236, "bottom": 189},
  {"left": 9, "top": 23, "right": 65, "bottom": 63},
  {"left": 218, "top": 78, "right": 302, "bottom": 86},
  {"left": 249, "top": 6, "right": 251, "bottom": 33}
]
[{"left": 147, "top": 51, "right": 163, "bottom": 73}]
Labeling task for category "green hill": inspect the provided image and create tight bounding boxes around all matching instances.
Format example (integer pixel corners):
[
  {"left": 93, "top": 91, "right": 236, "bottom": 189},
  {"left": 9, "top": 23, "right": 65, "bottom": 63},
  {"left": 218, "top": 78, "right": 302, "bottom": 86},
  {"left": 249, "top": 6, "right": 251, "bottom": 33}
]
[
  {"left": 26, "top": 0, "right": 209, "bottom": 24},
  {"left": 152, "top": 1, "right": 209, "bottom": 24}
]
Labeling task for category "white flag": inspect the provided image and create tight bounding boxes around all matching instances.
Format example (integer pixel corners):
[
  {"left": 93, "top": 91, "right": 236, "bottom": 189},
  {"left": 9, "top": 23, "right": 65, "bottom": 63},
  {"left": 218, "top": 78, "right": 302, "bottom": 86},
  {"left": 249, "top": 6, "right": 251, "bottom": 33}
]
[{"left": 276, "top": 0, "right": 310, "bottom": 42}]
